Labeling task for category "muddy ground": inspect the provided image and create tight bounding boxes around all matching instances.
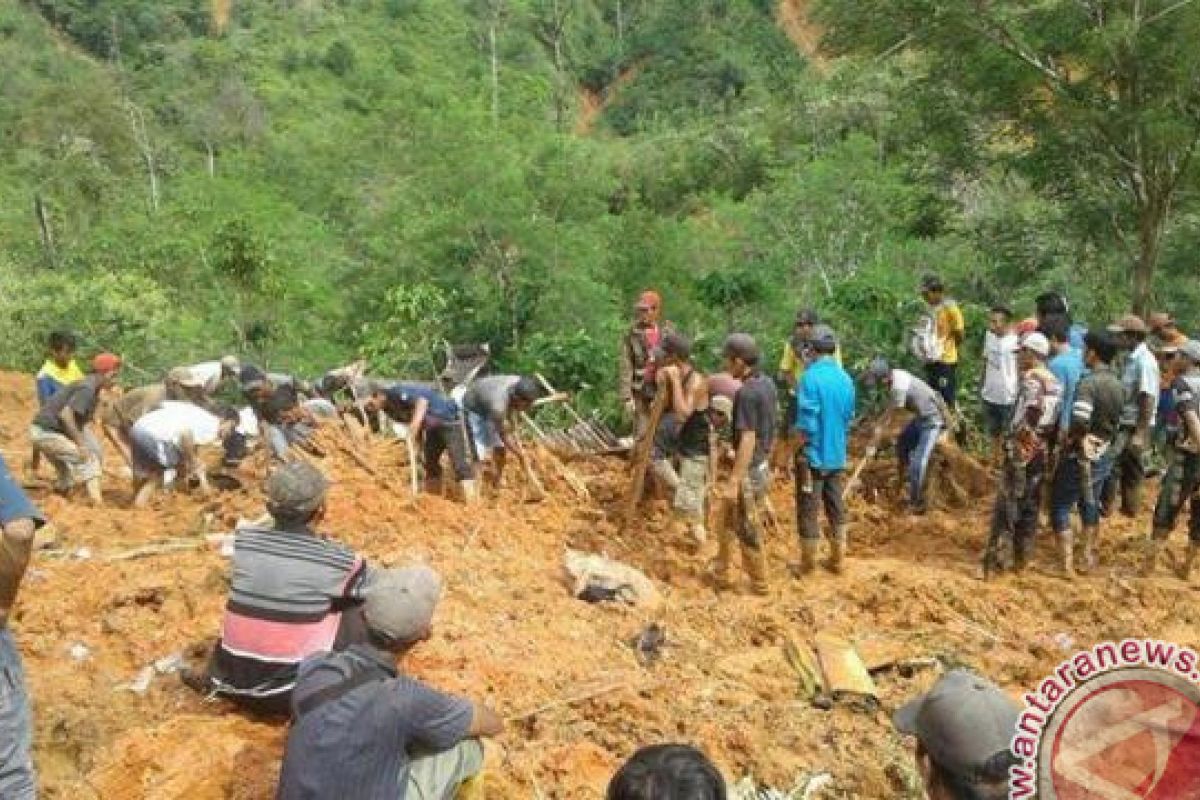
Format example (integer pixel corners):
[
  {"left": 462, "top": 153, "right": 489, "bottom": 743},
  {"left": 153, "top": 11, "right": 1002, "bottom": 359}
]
[{"left": 1, "top": 371, "right": 1196, "bottom": 799}]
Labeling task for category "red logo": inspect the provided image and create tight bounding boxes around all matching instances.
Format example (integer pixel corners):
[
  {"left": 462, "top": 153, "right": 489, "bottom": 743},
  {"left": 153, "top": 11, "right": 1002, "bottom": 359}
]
[{"left": 1038, "top": 670, "right": 1200, "bottom": 798}]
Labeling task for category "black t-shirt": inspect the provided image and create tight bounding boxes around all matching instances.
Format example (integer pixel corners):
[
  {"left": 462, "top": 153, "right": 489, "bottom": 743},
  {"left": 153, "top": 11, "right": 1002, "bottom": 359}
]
[
  {"left": 732, "top": 372, "right": 777, "bottom": 468},
  {"left": 251, "top": 383, "right": 300, "bottom": 425},
  {"left": 33, "top": 375, "right": 103, "bottom": 433}
]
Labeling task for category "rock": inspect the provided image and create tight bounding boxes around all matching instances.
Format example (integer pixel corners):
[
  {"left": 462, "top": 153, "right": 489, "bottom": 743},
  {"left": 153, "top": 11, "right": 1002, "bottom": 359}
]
[{"left": 563, "top": 549, "right": 660, "bottom": 608}]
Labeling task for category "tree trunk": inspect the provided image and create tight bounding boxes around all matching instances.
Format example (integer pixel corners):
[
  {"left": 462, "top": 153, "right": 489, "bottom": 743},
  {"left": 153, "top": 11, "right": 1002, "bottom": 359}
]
[
  {"left": 205, "top": 141, "right": 216, "bottom": 177},
  {"left": 34, "top": 195, "right": 56, "bottom": 268},
  {"left": 1131, "top": 205, "right": 1162, "bottom": 316}
]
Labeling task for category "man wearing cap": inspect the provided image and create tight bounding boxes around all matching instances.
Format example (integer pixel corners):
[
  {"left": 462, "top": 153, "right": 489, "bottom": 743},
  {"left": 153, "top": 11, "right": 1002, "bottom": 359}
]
[
  {"left": 461, "top": 374, "right": 545, "bottom": 497},
  {"left": 792, "top": 327, "right": 855, "bottom": 576},
  {"left": 196, "top": 464, "right": 372, "bottom": 715},
  {"left": 712, "top": 334, "right": 776, "bottom": 595},
  {"left": 862, "top": 358, "right": 951, "bottom": 515},
  {"left": 894, "top": 670, "right": 1019, "bottom": 800},
  {"left": 1100, "top": 314, "right": 1160, "bottom": 517},
  {"left": 0, "top": 455, "right": 46, "bottom": 799},
  {"left": 241, "top": 366, "right": 321, "bottom": 462},
  {"left": 29, "top": 353, "right": 121, "bottom": 506},
  {"left": 918, "top": 275, "right": 966, "bottom": 408},
  {"left": 365, "top": 382, "right": 478, "bottom": 503},
  {"left": 128, "top": 402, "right": 242, "bottom": 507},
  {"left": 1048, "top": 332, "right": 1125, "bottom": 575},
  {"left": 619, "top": 290, "right": 675, "bottom": 437},
  {"left": 984, "top": 332, "right": 1061, "bottom": 576},
  {"left": 649, "top": 333, "right": 712, "bottom": 548},
  {"left": 276, "top": 565, "right": 502, "bottom": 800},
  {"left": 1145, "top": 339, "right": 1200, "bottom": 579}
]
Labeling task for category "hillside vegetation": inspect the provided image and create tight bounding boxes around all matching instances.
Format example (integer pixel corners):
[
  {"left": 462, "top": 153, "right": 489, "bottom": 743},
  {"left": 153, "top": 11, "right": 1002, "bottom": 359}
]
[{"left": 2, "top": 0, "right": 1198, "bottom": 412}]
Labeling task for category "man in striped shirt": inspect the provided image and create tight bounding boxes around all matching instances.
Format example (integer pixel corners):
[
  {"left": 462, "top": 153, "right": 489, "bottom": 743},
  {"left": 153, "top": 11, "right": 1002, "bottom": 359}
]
[{"left": 189, "top": 463, "right": 371, "bottom": 716}]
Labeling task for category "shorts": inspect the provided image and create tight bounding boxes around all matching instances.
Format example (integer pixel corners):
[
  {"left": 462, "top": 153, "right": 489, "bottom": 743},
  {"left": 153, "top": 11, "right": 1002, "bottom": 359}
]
[
  {"left": 673, "top": 455, "right": 708, "bottom": 521},
  {"left": 982, "top": 401, "right": 1013, "bottom": 437},
  {"left": 466, "top": 411, "right": 503, "bottom": 460}
]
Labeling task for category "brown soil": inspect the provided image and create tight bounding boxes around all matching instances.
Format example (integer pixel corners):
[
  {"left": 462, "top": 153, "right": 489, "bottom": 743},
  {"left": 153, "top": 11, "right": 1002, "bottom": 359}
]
[
  {"left": 2, "top": 370, "right": 1198, "bottom": 798},
  {"left": 777, "top": 0, "right": 829, "bottom": 73},
  {"left": 574, "top": 66, "right": 640, "bottom": 137}
]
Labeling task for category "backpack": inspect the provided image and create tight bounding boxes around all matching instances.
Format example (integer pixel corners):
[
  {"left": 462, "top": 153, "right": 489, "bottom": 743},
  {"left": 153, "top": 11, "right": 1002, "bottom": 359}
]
[{"left": 910, "top": 313, "right": 944, "bottom": 363}]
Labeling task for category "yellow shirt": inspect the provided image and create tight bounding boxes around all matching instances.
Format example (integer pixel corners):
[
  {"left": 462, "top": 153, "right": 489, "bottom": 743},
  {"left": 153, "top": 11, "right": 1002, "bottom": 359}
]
[
  {"left": 779, "top": 341, "right": 843, "bottom": 382},
  {"left": 934, "top": 300, "right": 965, "bottom": 365}
]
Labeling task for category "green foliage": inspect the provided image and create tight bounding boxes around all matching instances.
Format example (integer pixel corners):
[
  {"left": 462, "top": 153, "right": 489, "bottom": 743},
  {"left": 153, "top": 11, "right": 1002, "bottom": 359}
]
[{"left": 359, "top": 283, "right": 452, "bottom": 378}]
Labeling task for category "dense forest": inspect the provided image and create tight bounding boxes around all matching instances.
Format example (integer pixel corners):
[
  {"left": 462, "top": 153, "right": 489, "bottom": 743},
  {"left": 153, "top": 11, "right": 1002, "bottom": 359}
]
[{"left": 3, "top": 0, "right": 1198, "bottom": 417}]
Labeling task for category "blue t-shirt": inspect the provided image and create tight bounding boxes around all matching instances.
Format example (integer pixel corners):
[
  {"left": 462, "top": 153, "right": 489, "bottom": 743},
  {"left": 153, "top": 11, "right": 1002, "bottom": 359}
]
[
  {"left": 1049, "top": 349, "right": 1084, "bottom": 430},
  {"left": 794, "top": 357, "right": 856, "bottom": 470},
  {"left": 383, "top": 384, "right": 459, "bottom": 428}
]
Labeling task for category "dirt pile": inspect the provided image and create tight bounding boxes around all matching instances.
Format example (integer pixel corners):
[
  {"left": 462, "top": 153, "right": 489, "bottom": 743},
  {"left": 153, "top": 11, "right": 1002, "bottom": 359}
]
[{"left": 1, "top": 370, "right": 1197, "bottom": 798}]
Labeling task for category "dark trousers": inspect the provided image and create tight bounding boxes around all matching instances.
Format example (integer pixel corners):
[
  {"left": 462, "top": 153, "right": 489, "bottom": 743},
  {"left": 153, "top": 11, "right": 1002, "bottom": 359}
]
[
  {"left": 989, "top": 454, "right": 1045, "bottom": 565},
  {"left": 795, "top": 459, "right": 845, "bottom": 540},
  {"left": 424, "top": 424, "right": 473, "bottom": 482},
  {"left": 925, "top": 362, "right": 958, "bottom": 408},
  {"left": 1153, "top": 452, "right": 1200, "bottom": 542},
  {"left": 1099, "top": 427, "right": 1146, "bottom": 517}
]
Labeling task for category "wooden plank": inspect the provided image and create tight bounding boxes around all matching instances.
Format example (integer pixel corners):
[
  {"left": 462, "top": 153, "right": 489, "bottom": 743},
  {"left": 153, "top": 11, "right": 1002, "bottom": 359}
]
[{"left": 621, "top": 389, "right": 669, "bottom": 533}]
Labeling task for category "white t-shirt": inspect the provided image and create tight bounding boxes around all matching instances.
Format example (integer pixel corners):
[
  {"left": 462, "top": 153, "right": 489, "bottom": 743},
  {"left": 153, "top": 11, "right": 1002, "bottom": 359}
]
[
  {"left": 981, "top": 331, "right": 1020, "bottom": 405},
  {"left": 1120, "top": 342, "right": 1161, "bottom": 427},
  {"left": 133, "top": 402, "right": 223, "bottom": 447},
  {"left": 187, "top": 361, "right": 224, "bottom": 393}
]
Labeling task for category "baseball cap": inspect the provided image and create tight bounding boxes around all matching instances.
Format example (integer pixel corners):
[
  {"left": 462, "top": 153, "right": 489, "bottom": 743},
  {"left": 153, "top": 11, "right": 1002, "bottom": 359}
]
[
  {"left": 894, "top": 670, "right": 1020, "bottom": 784},
  {"left": 659, "top": 332, "right": 691, "bottom": 360},
  {"left": 220, "top": 355, "right": 241, "bottom": 372},
  {"left": 168, "top": 366, "right": 206, "bottom": 389},
  {"left": 795, "top": 308, "right": 820, "bottom": 325},
  {"left": 722, "top": 333, "right": 759, "bottom": 364},
  {"left": 707, "top": 372, "right": 741, "bottom": 400},
  {"left": 863, "top": 356, "right": 890, "bottom": 385},
  {"left": 635, "top": 290, "right": 661, "bottom": 311},
  {"left": 1107, "top": 314, "right": 1148, "bottom": 335},
  {"left": 811, "top": 325, "right": 838, "bottom": 353},
  {"left": 91, "top": 353, "right": 122, "bottom": 374},
  {"left": 363, "top": 565, "right": 444, "bottom": 643},
  {"left": 710, "top": 395, "right": 733, "bottom": 418},
  {"left": 512, "top": 376, "right": 543, "bottom": 403},
  {"left": 1180, "top": 340, "right": 1200, "bottom": 363},
  {"left": 919, "top": 274, "right": 944, "bottom": 292},
  {"left": 1020, "top": 332, "right": 1051, "bottom": 357},
  {"left": 265, "top": 463, "right": 329, "bottom": 521}
]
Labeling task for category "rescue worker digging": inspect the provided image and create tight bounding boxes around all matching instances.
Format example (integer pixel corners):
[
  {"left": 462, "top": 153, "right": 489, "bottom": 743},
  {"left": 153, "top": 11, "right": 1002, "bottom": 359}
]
[
  {"left": 648, "top": 333, "right": 711, "bottom": 549},
  {"left": 712, "top": 334, "right": 776, "bottom": 596},
  {"left": 461, "top": 375, "right": 546, "bottom": 498},
  {"left": 983, "top": 333, "right": 1061, "bottom": 577},
  {"left": 1144, "top": 339, "right": 1200, "bottom": 580}
]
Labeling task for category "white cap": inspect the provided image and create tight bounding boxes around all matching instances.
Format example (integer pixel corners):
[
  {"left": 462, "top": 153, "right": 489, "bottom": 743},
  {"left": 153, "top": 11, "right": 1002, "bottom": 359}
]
[{"left": 1020, "top": 332, "right": 1051, "bottom": 357}]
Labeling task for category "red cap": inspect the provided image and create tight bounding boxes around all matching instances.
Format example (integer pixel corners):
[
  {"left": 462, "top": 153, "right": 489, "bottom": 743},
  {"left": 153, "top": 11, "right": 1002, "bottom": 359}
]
[
  {"left": 91, "top": 353, "right": 122, "bottom": 374},
  {"left": 1015, "top": 317, "right": 1039, "bottom": 336},
  {"left": 635, "top": 290, "right": 661, "bottom": 311}
]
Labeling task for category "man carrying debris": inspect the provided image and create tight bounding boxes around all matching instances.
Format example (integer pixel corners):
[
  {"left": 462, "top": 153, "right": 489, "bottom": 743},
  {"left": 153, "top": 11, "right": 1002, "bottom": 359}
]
[
  {"left": 276, "top": 565, "right": 502, "bottom": 800},
  {"left": 461, "top": 374, "right": 545, "bottom": 496},
  {"left": 984, "top": 332, "right": 1061, "bottom": 576},
  {"left": 1144, "top": 340, "right": 1200, "bottom": 580},
  {"left": 894, "top": 670, "right": 1019, "bottom": 800},
  {"left": 29, "top": 353, "right": 121, "bottom": 506},
  {"left": 712, "top": 334, "right": 776, "bottom": 596},
  {"left": 1100, "top": 315, "right": 1160, "bottom": 517},
  {"left": 128, "top": 402, "right": 242, "bottom": 507},
  {"left": 0, "top": 455, "right": 46, "bottom": 800},
  {"left": 649, "top": 333, "right": 711, "bottom": 548},
  {"left": 792, "top": 327, "right": 856, "bottom": 576},
  {"left": 607, "top": 745, "right": 726, "bottom": 800},
  {"left": 241, "top": 366, "right": 320, "bottom": 461},
  {"left": 862, "top": 358, "right": 951, "bottom": 515},
  {"left": 193, "top": 464, "right": 372, "bottom": 716},
  {"left": 1048, "top": 332, "right": 1125, "bottom": 575},
  {"left": 619, "top": 290, "right": 674, "bottom": 436},
  {"left": 980, "top": 306, "right": 1019, "bottom": 462},
  {"left": 916, "top": 274, "right": 966, "bottom": 408},
  {"left": 365, "top": 383, "right": 478, "bottom": 503}
]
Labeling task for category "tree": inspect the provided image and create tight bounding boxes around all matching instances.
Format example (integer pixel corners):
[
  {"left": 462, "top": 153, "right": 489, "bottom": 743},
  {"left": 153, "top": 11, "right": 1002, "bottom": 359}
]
[{"left": 816, "top": 0, "right": 1200, "bottom": 313}]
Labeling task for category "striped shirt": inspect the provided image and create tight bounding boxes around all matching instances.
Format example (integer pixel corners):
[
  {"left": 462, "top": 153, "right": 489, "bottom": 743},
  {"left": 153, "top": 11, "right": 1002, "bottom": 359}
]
[{"left": 210, "top": 525, "right": 369, "bottom": 702}]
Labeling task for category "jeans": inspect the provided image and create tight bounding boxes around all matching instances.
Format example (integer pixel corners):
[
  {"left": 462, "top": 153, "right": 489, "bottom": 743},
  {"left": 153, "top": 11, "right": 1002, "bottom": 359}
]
[
  {"left": 898, "top": 420, "right": 941, "bottom": 508},
  {"left": 990, "top": 454, "right": 1045, "bottom": 563},
  {"left": 795, "top": 460, "right": 845, "bottom": 540},
  {"left": 1050, "top": 455, "right": 1111, "bottom": 532},
  {"left": 0, "top": 629, "right": 35, "bottom": 800}
]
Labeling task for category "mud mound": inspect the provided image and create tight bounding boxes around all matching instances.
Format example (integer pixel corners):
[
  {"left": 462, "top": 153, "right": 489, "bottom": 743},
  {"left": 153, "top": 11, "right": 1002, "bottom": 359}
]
[{"left": 1, "top": 370, "right": 1197, "bottom": 798}]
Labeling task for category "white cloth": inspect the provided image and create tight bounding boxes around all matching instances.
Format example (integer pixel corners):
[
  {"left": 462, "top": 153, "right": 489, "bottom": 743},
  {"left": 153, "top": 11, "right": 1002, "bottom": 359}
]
[
  {"left": 1120, "top": 342, "right": 1161, "bottom": 427},
  {"left": 186, "top": 361, "right": 224, "bottom": 393},
  {"left": 981, "top": 331, "right": 1020, "bottom": 405},
  {"left": 132, "top": 402, "right": 222, "bottom": 447}
]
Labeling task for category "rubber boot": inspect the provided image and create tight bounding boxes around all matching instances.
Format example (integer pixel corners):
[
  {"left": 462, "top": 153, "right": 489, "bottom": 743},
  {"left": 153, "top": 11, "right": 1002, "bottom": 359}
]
[
  {"left": 1080, "top": 525, "right": 1099, "bottom": 574},
  {"left": 1058, "top": 532, "right": 1075, "bottom": 580},
  {"left": 712, "top": 530, "right": 735, "bottom": 591},
  {"left": 827, "top": 525, "right": 848, "bottom": 575},
  {"left": 461, "top": 480, "right": 481, "bottom": 505},
  {"left": 1178, "top": 543, "right": 1199, "bottom": 583},
  {"left": 742, "top": 543, "right": 770, "bottom": 596},
  {"left": 800, "top": 539, "right": 819, "bottom": 575},
  {"left": 1141, "top": 534, "right": 1166, "bottom": 577}
]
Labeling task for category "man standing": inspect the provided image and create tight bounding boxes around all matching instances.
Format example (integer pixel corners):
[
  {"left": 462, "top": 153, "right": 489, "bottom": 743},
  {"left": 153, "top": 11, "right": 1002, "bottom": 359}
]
[
  {"left": 195, "top": 464, "right": 372, "bottom": 716},
  {"left": 365, "top": 383, "right": 478, "bottom": 503},
  {"left": 917, "top": 274, "right": 966, "bottom": 407},
  {"left": 1149, "top": 312, "right": 1189, "bottom": 455},
  {"left": 0, "top": 455, "right": 45, "bottom": 800},
  {"left": 863, "top": 358, "right": 950, "bottom": 515},
  {"left": 128, "top": 403, "right": 241, "bottom": 507},
  {"left": 1048, "top": 332, "right": 1125, "bottom": 575},
  {"left": 29, "top": 353, "right": 121, "bottom": 506},
  {"left": 276, "top": 565, "right": 502, "bottom": 800},
  {"left": 792, "top": 328, "right": 855, "bottom": 576},
  {"left": 985, "top": 333, "right": 1061, "bottom": 576},
  {"left": 461, "top": 375, "right": 545, "bottom": 495},
  {"left": 712, "top": 334, "right": 776, "bottom": 596},
  {"left": 1044, "top": 313, "right": 1084, "bottom": 454},
  {"left": 618, "top": 290, "right": 673, "bottom": 436},
  {"left": 649, "top": 334, "right": 711, "bottom": 548},
  {"left": 1100, "top": 315, "right": 1160, "bottom": 517},
  {"left": 1145, "top": 340, "right": 1200, "bottom": 579},
  {"left": 980, "top": 306, "right": 1019, "bottom": 461}
]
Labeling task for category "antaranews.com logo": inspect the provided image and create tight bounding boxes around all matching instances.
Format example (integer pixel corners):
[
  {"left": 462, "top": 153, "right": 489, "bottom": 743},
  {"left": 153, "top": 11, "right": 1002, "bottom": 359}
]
[{"left": 1010, "top": 639, "right": 1200, "bottom": 798}]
